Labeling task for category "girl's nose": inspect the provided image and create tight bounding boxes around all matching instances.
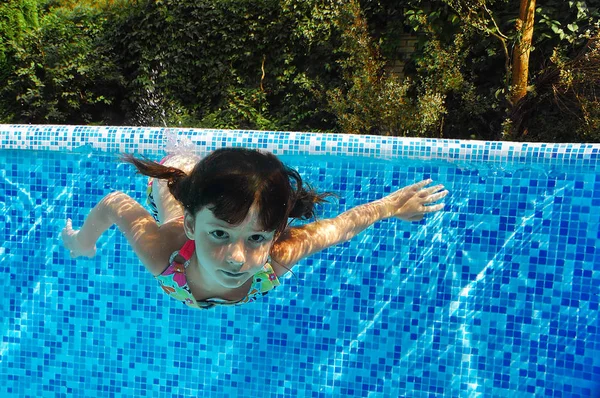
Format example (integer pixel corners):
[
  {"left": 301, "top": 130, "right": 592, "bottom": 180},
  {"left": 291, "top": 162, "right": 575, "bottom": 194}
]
[{"left": 226, "top": 241, "right": 245, "bottom": 268}]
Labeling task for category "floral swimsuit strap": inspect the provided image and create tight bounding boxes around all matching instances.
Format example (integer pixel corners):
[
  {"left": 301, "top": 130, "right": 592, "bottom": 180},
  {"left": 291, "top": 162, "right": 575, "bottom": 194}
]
[
  {"left": 177, "top": 239, "right": 196, "bottom": 263},
  {"left": 154, "top": 240, "right": 202, "bottom": 309}
]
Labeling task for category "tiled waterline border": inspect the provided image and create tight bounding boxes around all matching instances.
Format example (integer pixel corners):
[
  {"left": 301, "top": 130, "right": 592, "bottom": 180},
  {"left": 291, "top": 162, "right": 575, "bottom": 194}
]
[{"left": 1, "top": 125, "right": 599, "bottom": 168}]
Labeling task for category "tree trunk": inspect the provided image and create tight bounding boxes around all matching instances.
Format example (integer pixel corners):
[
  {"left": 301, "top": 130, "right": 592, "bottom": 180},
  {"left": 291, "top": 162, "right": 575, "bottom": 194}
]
[{"left": 510, "top": 0, "right": 536, "bottom": 105}]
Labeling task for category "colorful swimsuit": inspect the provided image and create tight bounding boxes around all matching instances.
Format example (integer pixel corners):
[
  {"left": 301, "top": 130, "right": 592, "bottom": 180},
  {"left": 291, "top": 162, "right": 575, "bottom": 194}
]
[{"left": 155, "top": 240, "right": 280, "bottom": 309}]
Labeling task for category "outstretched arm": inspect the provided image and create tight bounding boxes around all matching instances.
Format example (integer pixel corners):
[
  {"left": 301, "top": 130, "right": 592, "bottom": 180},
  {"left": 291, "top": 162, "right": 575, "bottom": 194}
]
[
  {"left": 270, "top": 179, "right": 448, "bottom": 275},
  {"left": 61, "top": 191, "right": 175, "bottom": 275},
  {"left": 61, "top": 192, "right": 124, "bottom": 258}
]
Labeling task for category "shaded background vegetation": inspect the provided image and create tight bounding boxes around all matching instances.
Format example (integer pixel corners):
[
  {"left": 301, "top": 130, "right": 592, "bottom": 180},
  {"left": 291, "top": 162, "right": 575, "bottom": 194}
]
[{"left": 0, "top": 0, "right": 599, "bottom": 141}]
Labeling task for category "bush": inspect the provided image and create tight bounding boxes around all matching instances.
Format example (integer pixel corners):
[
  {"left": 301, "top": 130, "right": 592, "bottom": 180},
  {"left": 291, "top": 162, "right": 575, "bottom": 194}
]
[
  {"left": 1, "top": 4, "right": 124, "bottom": 124},
  {"left": 105, "top": 0, "right": 341, "bottom": 130},
  {"left": 1, "top": 0, "right": 598, "bottom": 141},
  {"left": 511, "top": 36, "right": 600, "bottom": 142}
]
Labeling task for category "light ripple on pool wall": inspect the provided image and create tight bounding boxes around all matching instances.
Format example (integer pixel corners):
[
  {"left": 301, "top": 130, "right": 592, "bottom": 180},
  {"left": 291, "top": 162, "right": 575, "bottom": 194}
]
[{"left": 0, "top": 125, "right": 599, "bottom": 398}]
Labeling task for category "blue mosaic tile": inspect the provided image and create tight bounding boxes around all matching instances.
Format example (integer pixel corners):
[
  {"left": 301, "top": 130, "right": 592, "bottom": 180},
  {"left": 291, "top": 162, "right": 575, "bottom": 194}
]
[{"left": 0, "top": 125, "right": 599, "bottom": 397}]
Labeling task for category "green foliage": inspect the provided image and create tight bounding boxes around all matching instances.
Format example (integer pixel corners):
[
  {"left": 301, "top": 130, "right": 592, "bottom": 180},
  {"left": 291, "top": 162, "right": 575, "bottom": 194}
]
[
  {"left": 325, "top": 0, "right": 419, "bottom": 136},
  {"left": 0, "top": 0, "right": 598, "bottom": 141},
  {"left": 536, "top": 1, "right": 599, "bottom": 45},
  {"left": 518, "top": 35, "right": 600, "bottom": 142},
  {"left": 1, "top": 4, "right": 124, "bottom": 123},
  {"left": 397, "top": 0, "right": 600, "bottom": 141},
  {"left": 0, "top": 0, "right": 40, "bottom": 120},
  {"left": 505, "top": 0, "right": 600, "bottom": 141},
  {"left": 397, "top": 1, "right": 500, "bottom": 138},
  {"left": 198, "top": 88, "right": 278, "bottom": 131},
  {"left": 0, "top": 0, "right": 39, "bottom": 46},
  {"left": 104, "top": 0, "right": 339, "bottom": 130}
]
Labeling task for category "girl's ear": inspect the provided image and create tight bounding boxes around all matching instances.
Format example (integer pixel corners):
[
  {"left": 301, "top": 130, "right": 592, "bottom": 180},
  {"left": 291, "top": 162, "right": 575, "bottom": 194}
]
[{"left": 183, "top": 211, "right": 196, "bottom": 240}]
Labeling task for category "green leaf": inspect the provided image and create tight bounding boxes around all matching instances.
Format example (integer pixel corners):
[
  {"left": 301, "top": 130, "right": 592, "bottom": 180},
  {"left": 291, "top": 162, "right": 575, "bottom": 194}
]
[{"left": 575, "top": 1, "right": 589, "bottom": 19}]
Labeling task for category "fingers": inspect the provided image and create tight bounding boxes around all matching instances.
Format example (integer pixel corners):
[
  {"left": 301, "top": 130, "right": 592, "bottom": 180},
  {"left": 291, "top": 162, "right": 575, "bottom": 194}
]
[
  {"left": 418, "top": 183, "right": 444, "bottom": 195},
  {"left": 426, "top": 184, "right": 446, "bottom": 194},
  {"left": 402, "top": 180, "right": 445, "bottom": 197},
  {"left": 424, "top": 189, "right": 449, "bottom": 203},
  {"left": 61, "top": 219, "right": 75, "bottom": 239},
  {"left": 415, "top": 181, "right": 448, "bottom": 204},
  {"left": 418, "top": 184, "right": 447, "bottom": 213},
  {"left": 423, "top": 203, "right": 445, "bottom": 213},
  {"left": 412, "top": 179, "right": 433, "bottom": 190}
]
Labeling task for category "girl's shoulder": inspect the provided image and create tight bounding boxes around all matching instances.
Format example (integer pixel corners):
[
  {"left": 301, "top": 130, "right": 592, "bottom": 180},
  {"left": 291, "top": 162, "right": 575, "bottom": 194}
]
[{"left": 143, "top": 220, "right": 189, "bottom": 276}]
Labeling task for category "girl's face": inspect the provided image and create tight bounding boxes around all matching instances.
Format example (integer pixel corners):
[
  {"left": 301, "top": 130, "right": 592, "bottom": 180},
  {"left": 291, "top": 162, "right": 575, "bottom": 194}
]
[{"left": 184, "top": 203, "right": 276, "bottom": 289}]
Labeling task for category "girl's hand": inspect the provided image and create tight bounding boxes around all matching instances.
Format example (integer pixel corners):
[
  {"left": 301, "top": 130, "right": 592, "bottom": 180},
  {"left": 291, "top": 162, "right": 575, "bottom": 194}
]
[
  {"left": 380, "top": 179, "right": 448, "bottom": 222},
  {"left": 61, "top": 219, "right": 97, "bottom": 258}
]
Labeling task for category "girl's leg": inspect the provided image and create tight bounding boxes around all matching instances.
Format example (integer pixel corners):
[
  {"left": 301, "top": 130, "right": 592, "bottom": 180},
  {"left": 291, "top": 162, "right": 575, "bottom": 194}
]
[{"left": 150, "top": 154, "right": 200, "bottom": 225}]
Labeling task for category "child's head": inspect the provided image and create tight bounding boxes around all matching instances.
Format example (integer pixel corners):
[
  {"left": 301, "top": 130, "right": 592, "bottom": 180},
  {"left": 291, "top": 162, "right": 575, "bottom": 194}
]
[
  {"left": 123, "top": 147, "right": 330, "bottom": 236},
  {"left": 123, "top": 147, "right": 330, "bottom": 287}
]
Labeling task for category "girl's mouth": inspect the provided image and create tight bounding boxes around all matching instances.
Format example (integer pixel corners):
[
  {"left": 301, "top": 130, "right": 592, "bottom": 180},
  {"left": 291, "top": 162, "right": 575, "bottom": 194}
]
[{"left": 222, "top": 270, "right": 244, "bottom": 278}]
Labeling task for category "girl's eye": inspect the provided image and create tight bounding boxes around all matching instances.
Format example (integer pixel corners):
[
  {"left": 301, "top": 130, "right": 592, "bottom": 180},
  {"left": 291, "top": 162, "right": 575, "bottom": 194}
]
[
  {"left": 210, "top": 230, "right": 229, "bottom": 239},
  {"left": 249, "top": 234, "right": 266, "bottom": 243}
]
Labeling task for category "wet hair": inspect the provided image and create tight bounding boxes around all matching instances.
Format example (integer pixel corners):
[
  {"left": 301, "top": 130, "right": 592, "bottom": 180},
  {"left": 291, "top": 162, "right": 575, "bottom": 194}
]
[{"left": 120, "top": 148, "right": 333, "bottom": 235}]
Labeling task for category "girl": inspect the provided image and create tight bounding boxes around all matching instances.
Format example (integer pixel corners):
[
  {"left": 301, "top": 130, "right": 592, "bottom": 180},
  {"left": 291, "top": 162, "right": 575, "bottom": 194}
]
[{"left": 61, "top": 148, "right": 448, "bottom": 309}]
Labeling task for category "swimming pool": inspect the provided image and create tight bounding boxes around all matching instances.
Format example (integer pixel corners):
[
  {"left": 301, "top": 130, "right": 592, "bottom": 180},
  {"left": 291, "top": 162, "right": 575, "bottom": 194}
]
[{"left": 1, "top": 125, "right": 598, "bottom": 397}]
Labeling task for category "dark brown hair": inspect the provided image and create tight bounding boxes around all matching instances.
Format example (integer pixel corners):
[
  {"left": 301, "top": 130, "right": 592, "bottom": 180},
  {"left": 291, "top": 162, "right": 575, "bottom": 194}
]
[{"left": 121, "top": 147, "right": 333, "bottom": 234}]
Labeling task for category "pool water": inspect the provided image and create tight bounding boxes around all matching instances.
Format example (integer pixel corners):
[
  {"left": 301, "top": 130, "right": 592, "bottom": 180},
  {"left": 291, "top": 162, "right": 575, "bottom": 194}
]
[{"left": 0, "top": 126, "right": 599, "bottom": 397}]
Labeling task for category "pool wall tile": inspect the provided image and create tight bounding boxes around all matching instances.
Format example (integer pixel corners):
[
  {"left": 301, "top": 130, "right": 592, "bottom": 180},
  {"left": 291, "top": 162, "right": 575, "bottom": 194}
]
[{"left": 1, "top": 125, "right": 599, "bottom": 168}]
